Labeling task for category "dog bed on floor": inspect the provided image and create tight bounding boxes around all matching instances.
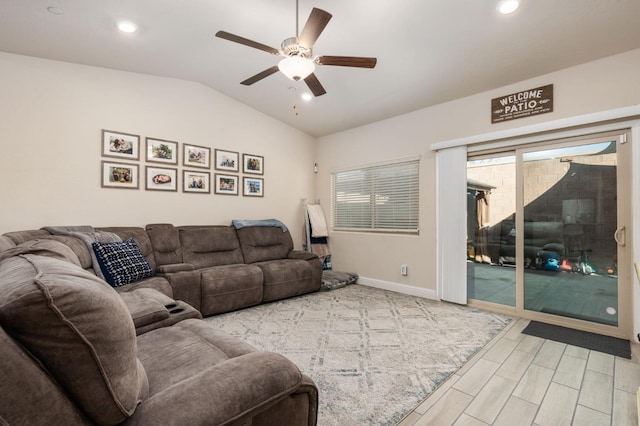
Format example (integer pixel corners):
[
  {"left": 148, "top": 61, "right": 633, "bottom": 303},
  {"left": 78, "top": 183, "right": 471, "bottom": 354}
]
[{"left": 321, "top": 270, "right": 358, "bottom": 291}]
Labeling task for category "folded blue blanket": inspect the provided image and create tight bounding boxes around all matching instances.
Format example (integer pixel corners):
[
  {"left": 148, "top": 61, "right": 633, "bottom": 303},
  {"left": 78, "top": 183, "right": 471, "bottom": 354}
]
[{"left": 231, "top": 219, "right": 288, "bottom": 232}]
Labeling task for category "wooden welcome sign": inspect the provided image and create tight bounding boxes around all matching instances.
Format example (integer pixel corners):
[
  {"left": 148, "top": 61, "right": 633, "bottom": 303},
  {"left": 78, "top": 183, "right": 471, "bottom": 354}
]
[{"left": 491, "top": 84, "right": 553, "bottom": 123}]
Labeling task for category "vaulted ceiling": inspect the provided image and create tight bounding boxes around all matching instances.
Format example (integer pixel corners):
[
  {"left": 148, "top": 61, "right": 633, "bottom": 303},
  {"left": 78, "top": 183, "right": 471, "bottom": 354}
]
[{"left": 1, "top": 0, "right": 639, "bottom": 137}]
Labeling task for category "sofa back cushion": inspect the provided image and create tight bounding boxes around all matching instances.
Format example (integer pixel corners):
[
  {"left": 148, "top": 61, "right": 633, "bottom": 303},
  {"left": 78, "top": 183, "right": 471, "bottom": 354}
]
[
  {"left": 180, "top": 226, "right": 245, "bottom": 268},
  {"left": 0, "top": 325, "right": 91, "bottom": 425},
  {"left": 0, "top": 254, "right": 149, "bottom": 425},
  {"left": 236, "top": 226, "right": 293, "bottom": 264},
  {"left": 2, "top": 229, "right": 51, "bottom": 244},
  {"left": 0, "top": 235, "right": 16, "bottom": 252},
  {"left": 5, "top": 239, "right": 82, "bottom": 267},
  {"left": 145, "top": 223, "right": 182, "bottom": 266},
  {"left": 3, "top": 230, "right": 95, "bottom": 268},
  {"left": 99, "top": 226, "right": 158, "bottom": 270},
  {"left": 3, "top": 229, "right": 111, "bottom": 271}
]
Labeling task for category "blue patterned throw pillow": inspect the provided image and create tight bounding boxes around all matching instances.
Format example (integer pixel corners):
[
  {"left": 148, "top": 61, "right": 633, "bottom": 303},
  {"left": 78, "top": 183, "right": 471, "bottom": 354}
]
[{"left": 92, "top": 239, "right": 153, "bottom": 287}]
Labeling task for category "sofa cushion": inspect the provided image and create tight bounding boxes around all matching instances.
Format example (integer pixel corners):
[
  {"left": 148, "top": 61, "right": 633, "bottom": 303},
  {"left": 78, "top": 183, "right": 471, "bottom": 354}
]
[
  {"left": 2, "top": 229, "right": 50, "bottom": 244},
  {"left": 0, "top": 325, "right": 92, "bottom": 425},
  {"left": 92, "top": 238, "right": 154, "bottom": 287},
  {"left": 2, "top": 230, "right": 94, "bottom": 268},
  {"left": 115, "top": 275, "right": 175, "bottom": 299},
  {"left": 119, "top": 288, "right": 175, "bottom": 328},
  {"left": 236, "top": 226, "right": 294, "bottom": 264},
  {"left": 45, "top": 235, "right": 95, "bottom": 268},
  {"left": 0, "top": 235, "right": 16, "bottom": 252},
  {"left": 0, "top": 254, "right": 148, "bottom": 425},
  {"left": 136, "top": 319, "right": 260, "bottom": 394},
  {"left": 180, "top": 226, "right": 245, "bottom": 268},
  {"left": 131, "top": 319, "right": 305, "bottom": 425},
  {"left": 145, "top": 223, "right": 183, "bottom": 266},
  {"left": 0, "top": 239, "right": 82, "bottom": 267},
  {"left": 200, "top": 264, "right": 263, "bottom": 315},
  {"left": 256, "top": 259, "right": 316, "bottom": 302},
  {"left": 99, "top": 226, "right": 158, "bottom": 270}
]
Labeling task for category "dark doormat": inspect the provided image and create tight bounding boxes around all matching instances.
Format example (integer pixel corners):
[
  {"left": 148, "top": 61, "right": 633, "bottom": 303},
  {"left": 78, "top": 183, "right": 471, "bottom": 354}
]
[{"left": 522, "top": 321, "right": 631, "bottom": 359}]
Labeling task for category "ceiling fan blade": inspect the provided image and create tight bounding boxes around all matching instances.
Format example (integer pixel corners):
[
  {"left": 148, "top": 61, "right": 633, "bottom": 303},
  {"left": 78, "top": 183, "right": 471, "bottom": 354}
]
[
  {"left": 317, "top": 56, "right": 377, "bottom": 68},
  {"left": 215, "top": 31, "right": 279, "bottom": 55},
  {"left": 240, "top": 66, "right": 280, "bottom": 86},
  {"left": 303, "top": 73, "right": 326, "bottom": 97},
  {"left": 298, "top": 8, "right": 332, "bottom": 48}
]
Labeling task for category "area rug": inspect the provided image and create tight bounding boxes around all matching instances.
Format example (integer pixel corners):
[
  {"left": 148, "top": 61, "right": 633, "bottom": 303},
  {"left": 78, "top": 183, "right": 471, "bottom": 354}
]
[
  {"left": 522, "top": 320, "right": 631, "bottom": 359},
  {"left": 205, "top": 284, "right": 511, "bottom": 425}
]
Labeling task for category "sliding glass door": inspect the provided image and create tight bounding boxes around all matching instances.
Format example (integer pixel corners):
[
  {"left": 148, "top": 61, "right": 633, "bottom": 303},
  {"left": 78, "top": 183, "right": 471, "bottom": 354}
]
[
  {"left": 467, "top": 154, "right": 516, "bottom": 307},
  {"left": 467, "top": 132, "right": 631, "bottom": 336},
  {"left": 522, "top": 141, "right": 620, "bottom": 326}
]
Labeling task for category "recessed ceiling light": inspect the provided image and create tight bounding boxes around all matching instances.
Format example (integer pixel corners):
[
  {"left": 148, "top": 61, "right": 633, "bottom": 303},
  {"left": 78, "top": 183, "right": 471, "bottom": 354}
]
[
  {"left": 47, "top": 7, "right": 63, "bottom": 15},
  {"left": 301, "top": 92, "right": 313, "bottom": 101},
  {"left": 497, "top": 0, "right": 520, "bottom": 15},
  {"left": 117, "top": 21, "right": 138, "bottom": 33}
]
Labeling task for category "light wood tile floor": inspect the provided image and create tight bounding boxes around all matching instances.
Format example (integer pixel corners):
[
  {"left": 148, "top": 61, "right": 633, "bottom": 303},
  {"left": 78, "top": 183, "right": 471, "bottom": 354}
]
[{"left": 397, "top": 318, "right": 640, "bottom": 426}]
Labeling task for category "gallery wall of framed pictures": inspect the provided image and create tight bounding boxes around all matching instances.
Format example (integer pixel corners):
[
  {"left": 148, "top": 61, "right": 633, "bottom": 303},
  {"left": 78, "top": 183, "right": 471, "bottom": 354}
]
[{"left": 100, "top": 129, "right": 264, "bottom": 197}]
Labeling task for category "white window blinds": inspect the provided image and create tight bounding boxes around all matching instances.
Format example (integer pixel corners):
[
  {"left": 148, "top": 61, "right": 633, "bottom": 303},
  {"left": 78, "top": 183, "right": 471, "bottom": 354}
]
[{"left": 331, "top": 158, "right": 419, "bottom": 233}]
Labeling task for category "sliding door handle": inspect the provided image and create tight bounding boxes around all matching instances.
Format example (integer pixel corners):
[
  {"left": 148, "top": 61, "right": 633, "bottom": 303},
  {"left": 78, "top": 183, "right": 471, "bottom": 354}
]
[{"left": 614, "top": 226, "right": 626, "bottom": 247}]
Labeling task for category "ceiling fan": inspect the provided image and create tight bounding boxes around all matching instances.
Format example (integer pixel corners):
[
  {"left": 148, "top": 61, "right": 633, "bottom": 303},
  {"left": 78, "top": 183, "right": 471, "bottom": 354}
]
[{"left": 215, "top": 1, "right": 377, "bottom": 97}]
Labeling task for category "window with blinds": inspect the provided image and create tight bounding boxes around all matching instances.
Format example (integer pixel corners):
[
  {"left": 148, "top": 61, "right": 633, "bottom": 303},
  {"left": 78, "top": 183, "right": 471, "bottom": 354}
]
[{"left": 331, "top": 158, "right": 419, "bottom": 233}]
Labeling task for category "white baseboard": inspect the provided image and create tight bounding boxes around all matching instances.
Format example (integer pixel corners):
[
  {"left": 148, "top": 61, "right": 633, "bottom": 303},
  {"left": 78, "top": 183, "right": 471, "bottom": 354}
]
[{"left": 356, "top": 276, "right": 439, "bottom": 300}]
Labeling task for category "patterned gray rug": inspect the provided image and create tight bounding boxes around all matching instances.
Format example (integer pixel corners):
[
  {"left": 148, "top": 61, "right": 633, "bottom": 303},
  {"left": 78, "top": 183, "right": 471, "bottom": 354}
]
[{"left": 205, "top": 284, "right": 511, "bottom": 425}]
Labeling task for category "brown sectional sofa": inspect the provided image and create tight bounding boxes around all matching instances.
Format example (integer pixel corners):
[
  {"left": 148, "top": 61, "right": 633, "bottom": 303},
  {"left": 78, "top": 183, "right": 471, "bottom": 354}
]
[
  {"left": 0, "top": 222, "right": 321, "bottom": 425},
  {"left": 2, "top": 222, "right": 322, "bottom": 317}
]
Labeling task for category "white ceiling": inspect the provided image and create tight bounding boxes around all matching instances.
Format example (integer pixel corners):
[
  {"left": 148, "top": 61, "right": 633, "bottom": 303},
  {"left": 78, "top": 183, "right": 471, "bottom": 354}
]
[{"left": 1, "top": 0, "right": 640, "bottom": 137}]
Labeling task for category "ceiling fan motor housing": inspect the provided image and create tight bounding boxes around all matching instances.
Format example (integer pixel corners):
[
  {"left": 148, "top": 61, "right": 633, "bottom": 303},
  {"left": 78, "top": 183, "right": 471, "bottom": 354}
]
[{"left": 281, "top": 37, "right": 312, "bottom": 59}]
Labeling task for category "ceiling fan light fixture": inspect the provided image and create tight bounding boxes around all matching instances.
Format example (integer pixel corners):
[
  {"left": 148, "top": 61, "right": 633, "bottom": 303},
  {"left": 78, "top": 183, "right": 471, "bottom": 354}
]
[{"left": 278, "top": 56, "right": 315, "bottom": 81}]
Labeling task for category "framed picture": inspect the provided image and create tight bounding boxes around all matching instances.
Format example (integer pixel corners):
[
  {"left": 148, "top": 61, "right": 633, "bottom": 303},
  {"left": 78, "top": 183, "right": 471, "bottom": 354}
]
[
  {"left": 183, "top": 170, "right": 210, "bottom": 193},
  {"left": 243, "top": 153, "right": 264, "bottom": 175},
  {"left": 214, "top": 173, "right": 239, "bottom": 195},
  {"left": 102, "top": 130, "right": 140, "bottom": 160},
  {"left": 146, "top": 138, "right": 178, "bottom": 164},
  {"left": 145, "top": 166, "right": 177, "bottom": 191},
  {"left": 101, "top": 161, "right": 139, "bottom": 189},
  {"left": 214, "top": 149, "right": 239, "bottom": 172},
  {"left": 243, "top": 177, "right": 264, "bottom": 197},
  {"left": 184, "top": 144, "right": 211, "bottom": 169}
]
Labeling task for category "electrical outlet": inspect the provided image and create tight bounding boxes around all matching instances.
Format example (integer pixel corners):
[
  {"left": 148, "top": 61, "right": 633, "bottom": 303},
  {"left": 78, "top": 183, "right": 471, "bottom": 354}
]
[{"left": 400, "top": 264, "right": 408, "bottom": 276}]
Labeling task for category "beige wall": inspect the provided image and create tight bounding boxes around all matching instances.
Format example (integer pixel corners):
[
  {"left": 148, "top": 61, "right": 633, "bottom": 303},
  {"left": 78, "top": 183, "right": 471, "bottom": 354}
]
[
  {"left": 315, "top": 48, "right": 640, "bottom": 294},
  {"left": 2, "top": 48, "right": 640, "bottom": 327},
  {"left": 0, "top": 52, "right": 316, "bottom": 247},
  {"left": 468, "top": 160, "right": 516, "bottom": 230}
]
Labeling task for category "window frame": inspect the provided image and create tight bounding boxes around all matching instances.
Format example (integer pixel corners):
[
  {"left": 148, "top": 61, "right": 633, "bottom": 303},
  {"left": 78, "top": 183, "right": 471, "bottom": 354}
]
[{"left": 331, "top": 157, "right": 420, "bottom": 234}]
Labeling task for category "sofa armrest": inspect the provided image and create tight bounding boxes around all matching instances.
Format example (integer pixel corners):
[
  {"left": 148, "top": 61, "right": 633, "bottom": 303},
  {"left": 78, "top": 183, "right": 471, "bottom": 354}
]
[
  {"left": 118, "top": 289, "right": 173, "bottom": 328},
  {"left": 155, "top": 263, "right": 195, "bottom": 274},
  {"left": 154, "top": 269, "right": 202, "bottom": 311},
  {"left": 125, "top": 352, "right": 306, "bottom": 426},
  {"left": 288, "top": 250, "right": 319, "bottom": 261}
]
